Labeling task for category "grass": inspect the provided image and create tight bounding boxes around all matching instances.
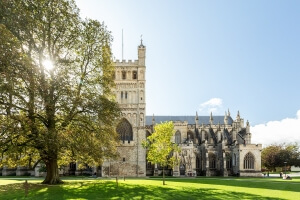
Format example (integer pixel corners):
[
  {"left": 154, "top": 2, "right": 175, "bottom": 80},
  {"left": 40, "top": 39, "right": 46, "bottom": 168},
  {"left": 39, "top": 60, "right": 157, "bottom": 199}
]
[{"left": 0, "top": 176, "right": 300, "bottom": 200}]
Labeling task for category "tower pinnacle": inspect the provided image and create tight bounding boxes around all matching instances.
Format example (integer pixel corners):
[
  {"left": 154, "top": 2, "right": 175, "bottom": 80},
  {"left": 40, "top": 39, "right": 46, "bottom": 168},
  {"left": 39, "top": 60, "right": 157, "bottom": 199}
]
[
  {"left": 139, "top": 35, "right": 145, "bottom": 48},
  {"left": 209, "top": 112, "right": 213, "bottom": 125}
]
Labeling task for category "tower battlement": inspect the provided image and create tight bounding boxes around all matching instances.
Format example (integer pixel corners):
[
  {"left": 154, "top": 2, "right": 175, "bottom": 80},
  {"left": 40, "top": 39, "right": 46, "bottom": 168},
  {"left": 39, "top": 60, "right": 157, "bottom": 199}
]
[{"left": 114, "top": 59, "right": 139, "bottom": 66}]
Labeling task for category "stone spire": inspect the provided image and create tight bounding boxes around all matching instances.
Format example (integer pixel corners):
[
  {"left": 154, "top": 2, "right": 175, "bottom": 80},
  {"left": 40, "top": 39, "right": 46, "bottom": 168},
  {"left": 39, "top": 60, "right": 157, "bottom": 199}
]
[
  {"left": 152, "top": 114, "right": 155, "bottom": 125},
  {"left": 209, "top": 112, "right": 213, "bottom": 125},
  {"left": 139, "top": 35, "right": 145, "bottom": 48},
  {"left": 236, "top": 110, "right": 240, "bottom": 121},
  {"left": 138, "top": 37, "right": 145, "bottom": 66},
  {"left": 246, "top": 120, "right": 251, "bottom": 143},
  {"left": 228, "top": 108, "right": 231, "bottom": 117},
  {"left": 246, "top": 120, "right": 250, "bottom": 133},
  {"left": 195, "top": 111, "right": 199, "bottom": 126},
  {"left": 224, "top": 111, "right": 228, "bottom": 125}
]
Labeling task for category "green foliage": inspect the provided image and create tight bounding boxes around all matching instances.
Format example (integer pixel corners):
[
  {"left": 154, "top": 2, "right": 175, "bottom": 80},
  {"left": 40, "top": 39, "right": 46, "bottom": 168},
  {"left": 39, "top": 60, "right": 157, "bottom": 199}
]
[
  {"left": 262, "top": 143, "right": 300, "bottom": 171},
  {"left": 142, "top": 121, "right": 180, "bottom": 169},
  {"left": 0, "top": 0, "right": 120, "bottom": 184}
]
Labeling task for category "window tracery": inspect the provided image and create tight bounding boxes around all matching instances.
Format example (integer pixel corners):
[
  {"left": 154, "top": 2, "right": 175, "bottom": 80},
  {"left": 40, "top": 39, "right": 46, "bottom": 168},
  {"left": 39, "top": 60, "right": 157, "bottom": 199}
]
[
  {"left": 226, "top": 152, "right": 232, "bottom": 169},
  {"left": 116, "top": 118, "right": 133, "bottom": 141},
  {"left": 209, "top": 153, "right": 216, "bottom": 169},
  {"left": 244, "top": 152, "right": 254, "bottom": 169}
]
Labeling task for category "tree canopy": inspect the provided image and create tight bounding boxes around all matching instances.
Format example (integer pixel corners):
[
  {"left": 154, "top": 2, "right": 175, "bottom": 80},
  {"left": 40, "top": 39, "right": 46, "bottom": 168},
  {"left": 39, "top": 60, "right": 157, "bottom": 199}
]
[
  {"left": 0, "top": 0, "right": 120, "bottom": 184},
  {"left": 262, "top": 143, "right": 300, "bottom": 171},
  {"left": 142, "top": 121, "right": 180, "bottom": 185}
]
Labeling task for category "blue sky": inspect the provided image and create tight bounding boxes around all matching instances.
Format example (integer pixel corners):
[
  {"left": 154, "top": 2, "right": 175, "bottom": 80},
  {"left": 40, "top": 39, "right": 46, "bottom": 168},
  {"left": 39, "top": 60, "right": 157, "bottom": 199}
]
[{"left": 76, "top": 0, "right": 300, "bottom": 145}]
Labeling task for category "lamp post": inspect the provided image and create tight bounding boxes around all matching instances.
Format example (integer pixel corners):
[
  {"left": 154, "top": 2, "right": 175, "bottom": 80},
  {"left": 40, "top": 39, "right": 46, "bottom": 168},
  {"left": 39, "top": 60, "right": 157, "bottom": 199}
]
[{"left": 284, "top": 161, "right": 287, "bottom": 177}]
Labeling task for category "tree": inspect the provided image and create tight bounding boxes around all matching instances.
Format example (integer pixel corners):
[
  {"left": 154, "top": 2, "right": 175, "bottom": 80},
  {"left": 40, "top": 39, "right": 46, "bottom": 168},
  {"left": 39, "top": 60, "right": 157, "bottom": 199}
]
[
  {"left": 142, "top": 121, "right": 180, "bottom": 185},
  {"left": 0, "top": 0, "right": 120, "bottom": 184},
  {"left": 262, "top": 143, "right": 300, "bottom": 171},
  {"left": 261, "top": 145, "right": 282, "bottom": 171},
  {"left": 278, "top": 143, "right": 300, "bottom": 168}
]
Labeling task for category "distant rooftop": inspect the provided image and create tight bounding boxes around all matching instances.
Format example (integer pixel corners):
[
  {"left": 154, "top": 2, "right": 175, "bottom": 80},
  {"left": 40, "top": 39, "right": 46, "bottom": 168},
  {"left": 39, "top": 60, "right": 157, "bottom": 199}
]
[{"left": 145, "top": 116, "right": 233, "bottom": 126}]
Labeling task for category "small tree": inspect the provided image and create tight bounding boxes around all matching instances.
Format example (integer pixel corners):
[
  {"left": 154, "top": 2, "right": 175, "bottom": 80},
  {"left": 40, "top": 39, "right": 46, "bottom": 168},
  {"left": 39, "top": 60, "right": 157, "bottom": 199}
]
[
  {"left": 261, "top": 144, "right": 282, "bottom": 171},
  {"left": 142, "top": 121, "right": 180, "bottom": 185}
]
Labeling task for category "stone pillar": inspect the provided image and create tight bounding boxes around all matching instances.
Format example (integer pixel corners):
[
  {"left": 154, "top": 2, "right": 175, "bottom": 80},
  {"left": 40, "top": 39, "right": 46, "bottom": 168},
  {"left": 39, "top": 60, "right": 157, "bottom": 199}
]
[
  {"left": 75, "top": 161, "right": 81, "bottom": 175},
  {"left": 205, "top": 152, "right": 210, "bottom": 176},
  {"left": 34, "top": 163, "right": 41, "bottom": 177},
  {"left": 16, "top": 166, "right": 29, "bottom": 176},
  {"left": 173, "top": 165, "right": 180, "bottom": 177},
  {"left": 191, "top": 153, "right": 196, "bottom": 177},
  {"left": 154, "top": 163, "right": 158, "bottom": 176},
  {"left": 223, "top": 152, "right": 228, "bottom": 177}
]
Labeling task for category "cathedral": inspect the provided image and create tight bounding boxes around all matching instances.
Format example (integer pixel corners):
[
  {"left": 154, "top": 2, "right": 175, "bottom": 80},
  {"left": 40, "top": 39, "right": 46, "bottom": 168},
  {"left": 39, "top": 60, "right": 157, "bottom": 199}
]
[
  {"left": 102, "top": 40, "right": 262, "bottom": 177},
  {"left": 0, "top": 41, "right": 262, "bottom": 177}
]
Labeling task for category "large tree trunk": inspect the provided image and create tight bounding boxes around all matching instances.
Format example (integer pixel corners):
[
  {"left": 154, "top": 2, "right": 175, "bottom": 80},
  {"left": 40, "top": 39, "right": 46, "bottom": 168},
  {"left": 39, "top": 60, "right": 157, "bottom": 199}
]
[{"left": 42, "top": 158, "right": 63, "bottom": 184}]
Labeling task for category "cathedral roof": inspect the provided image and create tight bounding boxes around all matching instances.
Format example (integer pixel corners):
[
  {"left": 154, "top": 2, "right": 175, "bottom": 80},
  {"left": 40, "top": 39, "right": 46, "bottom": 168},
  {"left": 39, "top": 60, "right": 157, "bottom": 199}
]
[{"left": 145, "top": 116, "right": 233, "bottom": 126}]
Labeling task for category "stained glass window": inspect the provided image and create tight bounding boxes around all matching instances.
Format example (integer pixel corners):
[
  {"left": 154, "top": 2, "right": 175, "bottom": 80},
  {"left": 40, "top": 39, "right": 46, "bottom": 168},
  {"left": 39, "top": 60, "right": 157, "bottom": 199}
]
[{"left": 116, "top": 118, "right": 133, "bottom": 141}]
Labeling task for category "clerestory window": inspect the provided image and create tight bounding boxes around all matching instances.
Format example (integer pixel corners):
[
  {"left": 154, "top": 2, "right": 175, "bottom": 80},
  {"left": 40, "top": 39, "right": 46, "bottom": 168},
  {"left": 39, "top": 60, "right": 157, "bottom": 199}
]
[{"left": 175, "top": 131, "right": 181, "bottom": 144}]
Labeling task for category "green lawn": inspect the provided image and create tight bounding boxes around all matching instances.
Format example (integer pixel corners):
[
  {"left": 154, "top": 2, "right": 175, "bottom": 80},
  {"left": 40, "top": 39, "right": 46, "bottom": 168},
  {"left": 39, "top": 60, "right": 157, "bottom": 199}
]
[{"left": 0, "top": 176, "right": 300, "bottom": 200}]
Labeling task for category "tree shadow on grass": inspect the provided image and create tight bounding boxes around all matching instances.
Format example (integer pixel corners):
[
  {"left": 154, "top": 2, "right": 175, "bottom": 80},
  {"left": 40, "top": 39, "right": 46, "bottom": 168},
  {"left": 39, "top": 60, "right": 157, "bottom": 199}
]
[
  {"left": 0, "top": 181, "right": 286, "bottom": 200},
  {"left": 0, "top": 183, "right": 45, "bottom": 200},
  {"left": 156, "top": 177, "right": 300, "bottom": 193}
]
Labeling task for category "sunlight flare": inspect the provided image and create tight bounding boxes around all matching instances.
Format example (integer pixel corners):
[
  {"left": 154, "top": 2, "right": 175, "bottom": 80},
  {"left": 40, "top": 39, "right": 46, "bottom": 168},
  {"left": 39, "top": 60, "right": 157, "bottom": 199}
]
[{"left": 43, "top": 59, "right": 54, "bottom": 71}]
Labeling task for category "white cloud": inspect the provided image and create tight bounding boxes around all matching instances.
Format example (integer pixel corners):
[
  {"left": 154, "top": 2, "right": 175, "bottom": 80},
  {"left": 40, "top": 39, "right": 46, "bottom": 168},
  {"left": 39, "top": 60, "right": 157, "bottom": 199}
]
[
  {"left": 251, "top": 110, "right": 300, "bottom": 147},
  {"left": 199, "top": 98, "right": 223, "bottom": 115}
]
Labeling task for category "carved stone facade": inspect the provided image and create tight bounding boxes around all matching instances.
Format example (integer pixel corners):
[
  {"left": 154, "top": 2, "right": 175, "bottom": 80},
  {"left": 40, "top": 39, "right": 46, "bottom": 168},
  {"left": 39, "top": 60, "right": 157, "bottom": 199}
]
[
  {"left": 106, "top": 41, "right": 262, "bottom": 177},
  {"left": 145, "top": 113, "right": 262, "bottom": 177},
  {"left": 101, "top": 40, "right": 147, "bottom": 177}
]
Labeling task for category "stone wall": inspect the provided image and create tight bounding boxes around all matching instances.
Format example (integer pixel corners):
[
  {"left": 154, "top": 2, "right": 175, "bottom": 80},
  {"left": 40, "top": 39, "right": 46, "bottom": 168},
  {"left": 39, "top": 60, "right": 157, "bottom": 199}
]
[{"left": 237, "top": 144, "right": 262, "bottom": 176}]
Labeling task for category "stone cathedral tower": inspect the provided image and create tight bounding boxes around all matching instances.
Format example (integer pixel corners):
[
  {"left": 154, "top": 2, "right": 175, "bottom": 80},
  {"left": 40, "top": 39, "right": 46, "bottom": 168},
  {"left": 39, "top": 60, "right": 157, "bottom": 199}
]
[{"left": 101, "top": 40, "right": 147, "bottom": 177}]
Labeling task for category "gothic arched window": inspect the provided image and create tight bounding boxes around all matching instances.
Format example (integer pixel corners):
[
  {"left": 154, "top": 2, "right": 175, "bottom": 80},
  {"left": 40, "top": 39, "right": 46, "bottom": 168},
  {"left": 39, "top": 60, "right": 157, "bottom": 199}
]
[
  {"left": 122, "top": 71, "right": 126, "bottom": 79},
  {"left": 226, "top": 152, "right": 232, "bottom": 169},
  {"left": 116, "top": 118, "right": 133, "bottom": 142},
  {"left": 244, "top": 152, "right": 255, "bottom": 169},
  {"left": 175, "top": 131, "right": 181, "bottom": 144},
  {"left": 187, "top": 131, "right": 194, "bottom": 140},
  {"left": 233, "top": 153, "right": 237, "bottom": 166},
  {"left": 209, "top": 153, "right": 216, "bottom": 169},
  {"left": 132, "top": 71, "right": 138, "bottom": 79}
]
